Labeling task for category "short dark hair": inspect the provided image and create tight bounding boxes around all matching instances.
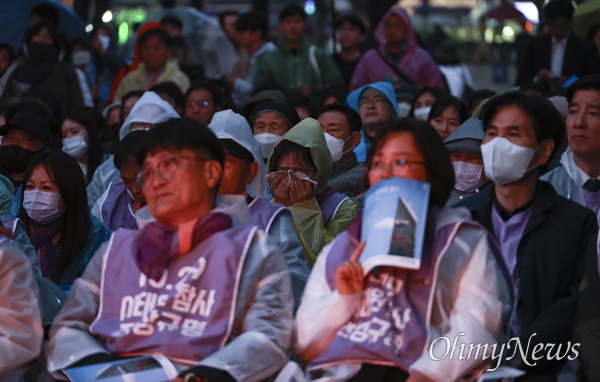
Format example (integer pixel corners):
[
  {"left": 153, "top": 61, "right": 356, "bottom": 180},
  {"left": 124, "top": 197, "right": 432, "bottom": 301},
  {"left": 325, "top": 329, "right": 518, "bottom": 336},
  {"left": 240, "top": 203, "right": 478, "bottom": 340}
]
[
  {"left": 139, "top": 27, "right": 170, "bottom": 48},
  {"left": 268, "top": 140, "right": 316, "bottom": 173},
  {"left": 319, "top": 103, "right": 362, "bottom": 134},
  {"left": 236, "top": 11, "right": 268, "bottom": 38},
  {"left": 114, "top": 130, "right": 147, "bottom": 170},
  {"left": 543, "top": 0, "right": 575, "bottom": 21},
  {"left": 218, "top": 10, "right": 238, "bottom": 28},
  {"left": 185, "top": 80, "right": 223, "bottom": 109},
  {"left": 468, "top": 89, "right": 496, "bottom": 114},
  {"left": 160, "top": 15, "right": 183, "bottom": 31},
  {"left": 335, "top": 14, "right": 366, "bottom": 35},
  {"left": 136, "top": 117, "right": 225, "bottom": 169},
  {"left": 480, "top": 91, "right": 565, "bottom": 153},
  {"left": 19, "top": 151, "right": 90, "bottom": 270},
  {"left": 150, "top": 81, "right": 185, "bottom": 110},
  {"left": 367, "top": 118, "right": 455, "bottom": 207},
  {"left": 120, "top": 90, "right": 145, "bottom": 119},
  {"left": 279, "top": 4, "right": 307, "bottom": 22},
  {"left": 566, "top": 74, "right": 600, "bottom": 104},
  {"left": 409, "top": 86, "right": 446, "bottom": 116},
  {"left": 428, "top": 95, "right": 468, "bottom": 125},
  {"left": 30, "top": 3, "right": 60, "bottom": 26}
]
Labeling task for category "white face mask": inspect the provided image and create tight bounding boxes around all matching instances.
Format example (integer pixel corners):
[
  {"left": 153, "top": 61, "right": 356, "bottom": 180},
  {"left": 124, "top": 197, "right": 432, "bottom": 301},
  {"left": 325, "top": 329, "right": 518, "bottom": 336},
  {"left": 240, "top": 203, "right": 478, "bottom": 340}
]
[
  {"left": 254, "top": 133, "right": 281, "bottom": 160},
  {"left": 72, "top": 50, "right": 92, "bottom": 66},
  {"left": 98, "top": 35, "right": 110, "bottom": 52},
  {"left": 23, "top": 190, "right": 64, "bottom": 224},
  {"left": 453, "top": 161, "right": 484, "bottom": 193},
  {"left": 481, "top": 137, "right": 537, "bottom": 185},
  {"left": 324, "top": 132, "right": 344, "bottom": 163},
  {"left": 397, "top": 102, "right": 411, "bottom": 118},
  {"left": 414, "top": 106, "right": 431, "bottom": 121},
  {"left": 62, "top": 134, "right": 88, "bottom": 160}
]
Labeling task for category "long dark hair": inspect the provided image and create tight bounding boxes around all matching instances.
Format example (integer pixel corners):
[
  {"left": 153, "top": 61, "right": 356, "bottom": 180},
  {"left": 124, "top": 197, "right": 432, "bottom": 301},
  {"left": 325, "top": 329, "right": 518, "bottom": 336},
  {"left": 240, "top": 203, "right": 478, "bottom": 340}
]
[
  {"left": 366, "top": 118, "right": 455, "bottom": 207},
  {"left": 61, "top": 107, "right": 104, "bottom": 184},
  {"left": 19, "top": 151, "right": 91, "bottom": 269}
]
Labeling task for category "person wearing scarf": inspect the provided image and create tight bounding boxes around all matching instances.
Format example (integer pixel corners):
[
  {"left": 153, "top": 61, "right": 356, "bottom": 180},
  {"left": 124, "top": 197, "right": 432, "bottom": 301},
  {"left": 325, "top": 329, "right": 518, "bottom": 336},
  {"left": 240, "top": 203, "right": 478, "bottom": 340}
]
[{"left": 46, "top": 118, "right": 293, "bottom": 382}]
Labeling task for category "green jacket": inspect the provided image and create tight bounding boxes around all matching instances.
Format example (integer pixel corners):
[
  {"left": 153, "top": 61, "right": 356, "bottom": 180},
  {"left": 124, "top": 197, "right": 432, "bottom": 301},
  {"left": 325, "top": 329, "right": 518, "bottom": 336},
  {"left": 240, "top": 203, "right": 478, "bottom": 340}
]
[
  {"left": 253, "top": 33, "right": 343, "bottom": 95},
  {"left": 267, "top": 118, "right": 357, "bottom": 265}
]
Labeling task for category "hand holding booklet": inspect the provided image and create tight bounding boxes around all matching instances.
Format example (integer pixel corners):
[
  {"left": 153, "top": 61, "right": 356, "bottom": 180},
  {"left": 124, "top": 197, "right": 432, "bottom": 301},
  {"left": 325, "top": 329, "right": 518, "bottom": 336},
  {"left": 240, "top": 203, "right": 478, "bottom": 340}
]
[
  {"left": 63, "top": 355, "right": 179, "bottom": 382},
  {"left": 360, "top": 178, "right": 430, "bottom": 273}
]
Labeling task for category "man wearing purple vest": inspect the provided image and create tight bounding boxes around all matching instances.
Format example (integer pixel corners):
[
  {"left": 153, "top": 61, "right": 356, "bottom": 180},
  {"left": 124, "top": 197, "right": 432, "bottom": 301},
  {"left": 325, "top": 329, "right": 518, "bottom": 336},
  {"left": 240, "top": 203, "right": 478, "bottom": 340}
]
[
  {"left": 208, "top": 109, "right": 310, "bottom": 311},
  {"left": 46, "top": 118, "right": 294, "bottom": 381},
  {"left": 458, "top": 92, "right": 598, "bottom": 380}
]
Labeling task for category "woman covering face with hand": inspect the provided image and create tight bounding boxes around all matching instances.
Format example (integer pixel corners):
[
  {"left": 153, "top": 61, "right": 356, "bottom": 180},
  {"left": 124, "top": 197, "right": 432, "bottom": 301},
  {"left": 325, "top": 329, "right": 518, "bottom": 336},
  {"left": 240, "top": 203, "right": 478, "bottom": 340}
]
[
  {"left": 266, "top": 118, "right": 357, "bottom": 265},
  {"left": 294, "top": 119, "right": 512, "bottom": 382}
]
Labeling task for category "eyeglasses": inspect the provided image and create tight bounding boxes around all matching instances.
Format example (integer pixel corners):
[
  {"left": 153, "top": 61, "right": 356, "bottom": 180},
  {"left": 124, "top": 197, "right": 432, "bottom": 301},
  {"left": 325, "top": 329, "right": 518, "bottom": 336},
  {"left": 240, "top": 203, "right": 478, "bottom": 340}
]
[
  {"left": 137, "top": 154, "right": 202, "bottom": 187},
  {"left": 370, "top": 158, "right": 425, "bottom": 173},
  {"left": 359, "top": 96, "right": 386, "bottom": 108},
  {"left": 186, "top": 101, "right": 210, "bottom": 110}
]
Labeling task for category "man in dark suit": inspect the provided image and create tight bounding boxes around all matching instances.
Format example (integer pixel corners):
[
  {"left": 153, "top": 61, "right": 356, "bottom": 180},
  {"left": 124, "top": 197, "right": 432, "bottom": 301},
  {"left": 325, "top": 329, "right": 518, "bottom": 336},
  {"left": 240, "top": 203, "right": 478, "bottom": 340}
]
[
  {"left": 457, "top": 92, "right": 598, "bottom": 381},
  {"left": 516, "top": 0, "right": 600, "bottom": 89}
]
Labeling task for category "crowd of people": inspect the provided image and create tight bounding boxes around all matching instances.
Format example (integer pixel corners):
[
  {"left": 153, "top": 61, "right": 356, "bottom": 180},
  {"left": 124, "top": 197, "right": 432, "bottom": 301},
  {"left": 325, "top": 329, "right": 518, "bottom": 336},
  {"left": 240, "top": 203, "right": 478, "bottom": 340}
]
[{"left": 0, "top": 0, "right": 599, "bottom": 381}]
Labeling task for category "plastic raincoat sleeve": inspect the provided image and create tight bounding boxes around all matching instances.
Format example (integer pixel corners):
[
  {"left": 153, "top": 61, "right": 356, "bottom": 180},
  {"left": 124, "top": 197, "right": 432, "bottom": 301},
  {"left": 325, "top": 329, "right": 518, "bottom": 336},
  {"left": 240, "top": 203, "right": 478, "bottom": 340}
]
[
  {"left": 0, "top": 173, "right": 14, "bottom": 216},
  {"left": 288, "top": 198, "right": 357, "bottom": 266},
  {"left": 294, "top": 239, "right": 362, "bottom": 360},
  {"left": 46, "top": 242, "right": 113, "bottom": 376},
  {"left": 268, "top": 211, "right": 311, "bottom": 310},
  {"left": 408, "top": 226, "right": 510, "bottom": 381},
  {"left": 86, "top": 157, "right": 120, "bottom": 209},
  {"left": 11, "top": 221, "right": 41, "bottom": 276},
  {"left": 0, "top": 240, "right": 43, "bottom": 374}
]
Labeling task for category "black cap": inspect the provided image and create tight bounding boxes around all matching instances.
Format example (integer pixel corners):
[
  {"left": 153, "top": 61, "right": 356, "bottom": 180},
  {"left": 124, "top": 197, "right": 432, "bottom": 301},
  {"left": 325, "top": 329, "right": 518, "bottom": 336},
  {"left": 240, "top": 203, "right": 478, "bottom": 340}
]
[
  {"left": 220, "top": 139, "right": 255, "bottom": 163},
  {"left": 0, "top": 112, "right": 53, "bottom": 147}
]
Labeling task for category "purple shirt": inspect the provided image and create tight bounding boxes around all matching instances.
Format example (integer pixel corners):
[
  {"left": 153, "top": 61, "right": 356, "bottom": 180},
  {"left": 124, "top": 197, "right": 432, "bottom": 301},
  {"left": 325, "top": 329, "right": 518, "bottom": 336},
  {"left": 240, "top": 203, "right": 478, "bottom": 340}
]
[{"left": 491, "top": 203, "right": 533, "bottom": 336}]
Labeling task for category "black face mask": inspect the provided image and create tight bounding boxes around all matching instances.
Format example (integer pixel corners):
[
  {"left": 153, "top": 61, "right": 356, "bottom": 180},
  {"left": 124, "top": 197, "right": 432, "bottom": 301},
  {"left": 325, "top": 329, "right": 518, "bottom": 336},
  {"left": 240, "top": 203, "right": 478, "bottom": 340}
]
[
  {"left": 26, "top": 43, "right": 59, "bottom": 63},
  {"left": 0, "top": 145, "right": 39, "bottom": 174}
]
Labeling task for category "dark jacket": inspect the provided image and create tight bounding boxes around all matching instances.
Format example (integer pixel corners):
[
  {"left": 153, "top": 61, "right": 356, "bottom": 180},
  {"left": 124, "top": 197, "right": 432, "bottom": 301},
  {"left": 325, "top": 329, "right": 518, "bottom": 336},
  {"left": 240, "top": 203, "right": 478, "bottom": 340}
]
[
  {"left": 457, "top": 181, "right": 598, "bottom": 381},
  {"left": 516, "top": 32, "right": 600, "bottom": 86},
  {"left": 574, "top": 234, "right": 600, "bottom": 382}
]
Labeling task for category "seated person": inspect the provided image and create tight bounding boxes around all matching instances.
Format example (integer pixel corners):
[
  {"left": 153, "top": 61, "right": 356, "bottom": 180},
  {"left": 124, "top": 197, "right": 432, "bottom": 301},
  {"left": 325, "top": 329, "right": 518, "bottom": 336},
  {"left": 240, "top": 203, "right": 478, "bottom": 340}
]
[
  {"left": 251, "top": 100, "right": 300, "bottom": 160},
  {"left": 19, "top": 151, "right": 112, "bottom": 289},
  {"left": 46, "top": 118, "right": 293, "bottom": 381},
  {"left": 209, "top": 109, "right": 310, "bottom": 310},
  {"left": 92, "top": 131, "right": 147, "bottom": 230},
  {"left": 444, "top": 117, "right": 490, "bottom": 206},
  {"left": 0, "top": 229, "right": 43, "bottom": 375},
  {"left": 266, "top": 118, "right": 358, "bottom": 265},
  {"left": 295, "top": 119, "right": 512, "bottom": 381},
  {"left": 87, "top": 91, "right": 179, "bottom": 208}
]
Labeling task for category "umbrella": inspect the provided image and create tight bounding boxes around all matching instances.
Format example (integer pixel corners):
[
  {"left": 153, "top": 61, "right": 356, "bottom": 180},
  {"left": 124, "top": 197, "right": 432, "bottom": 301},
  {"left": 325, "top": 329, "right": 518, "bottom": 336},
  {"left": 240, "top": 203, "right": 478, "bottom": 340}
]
[
  {"left": 572, "top": 0, "right": 600, "bottom": 38},
  {"left": 0, "top": 0, "right": 87, "bottom": 51}
]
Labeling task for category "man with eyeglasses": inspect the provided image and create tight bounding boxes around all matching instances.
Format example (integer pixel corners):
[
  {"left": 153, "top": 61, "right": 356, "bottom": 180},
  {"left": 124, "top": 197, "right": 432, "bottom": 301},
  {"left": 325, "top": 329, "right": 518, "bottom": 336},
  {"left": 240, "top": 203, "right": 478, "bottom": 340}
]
[
  {"left": 184, "top": 80, "right": 221, "bottom": 125},
  {"left": 46, "top": 118, "right": 293, "bottom": 382},
  {"left": 346, "top": 81, "right": 400, "bottom": 162}
]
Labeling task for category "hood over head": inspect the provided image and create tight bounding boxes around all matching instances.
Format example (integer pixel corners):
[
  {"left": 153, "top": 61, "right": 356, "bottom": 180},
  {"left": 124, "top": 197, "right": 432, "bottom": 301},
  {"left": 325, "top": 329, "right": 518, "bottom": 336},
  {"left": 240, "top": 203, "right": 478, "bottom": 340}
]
[
  {"left": 208, "top": 110, "right": 266, "bottom": 198},
  {"left": 267, "top": 118, "right": 332, "bottom": 196},
  {"left": 120, "top": 91, "right": 180, "bottom": 139},
  {"left": 346, "top": 81, "right": 400, "bottom": 118},
  {"left": 374, "top": 7, "right": 417, "bottom": 59}
]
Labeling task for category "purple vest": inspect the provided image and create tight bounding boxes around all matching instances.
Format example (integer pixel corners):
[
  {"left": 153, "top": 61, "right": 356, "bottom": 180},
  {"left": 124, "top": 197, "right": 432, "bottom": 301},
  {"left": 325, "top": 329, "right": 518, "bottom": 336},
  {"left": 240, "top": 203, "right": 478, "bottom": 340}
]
[
  {"left": 309, "top": 218, "right": 475, "bottom": 373},
  {"left": 100, "top": 181, "right": 136, "bottom": 231},
  {"left": 90, "top": 224, "right": 256, "bottom": 364},
  {"left": 317, "top": 189, "right": 349, "bottom": 226},
  {"left": 248, "top": 197, "right": 289, "bottom": 231}
]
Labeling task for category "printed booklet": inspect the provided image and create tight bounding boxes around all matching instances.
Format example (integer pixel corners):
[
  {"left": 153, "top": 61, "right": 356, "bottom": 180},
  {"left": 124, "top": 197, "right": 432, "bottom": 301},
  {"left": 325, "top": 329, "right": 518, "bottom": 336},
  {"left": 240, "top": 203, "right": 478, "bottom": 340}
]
[
  {"left": 360, "top": 178, "right": 430, "bottom": 272},
  {"left": 64, "top": 355, "right": 179, "bottom": 381}
]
